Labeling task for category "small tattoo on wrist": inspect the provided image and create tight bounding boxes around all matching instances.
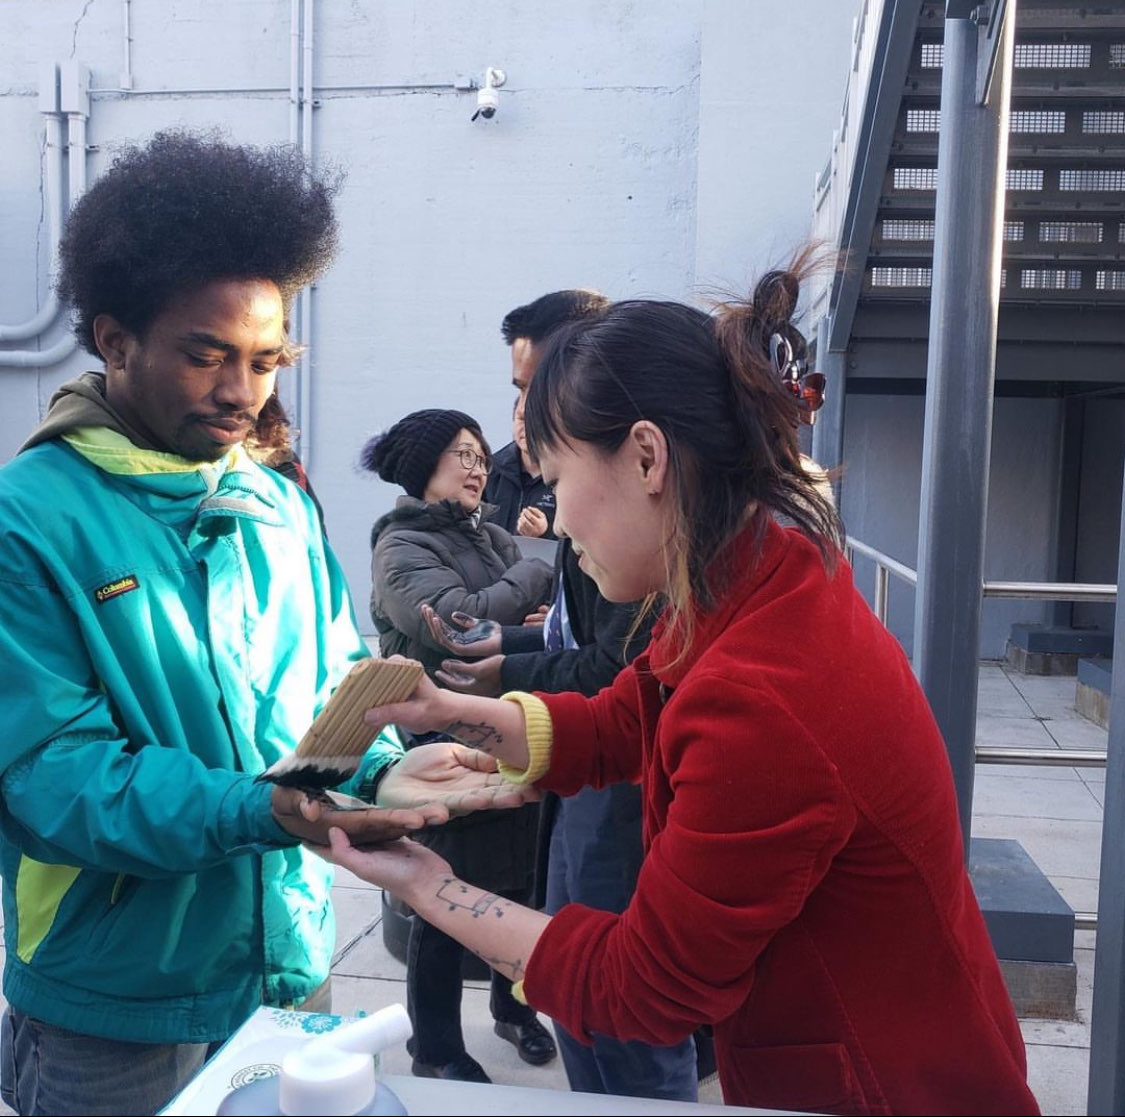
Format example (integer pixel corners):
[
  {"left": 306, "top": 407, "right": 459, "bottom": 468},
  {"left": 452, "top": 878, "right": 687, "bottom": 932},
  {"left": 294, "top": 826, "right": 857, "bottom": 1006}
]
[
  {"left": 436, "top": 880, "right": 503, "bottom": 918},
  {"left": 471, "top": 948, "right": 526, "bottom": 981},
  {"left": 445, "top": 720, "right": 503, "bottom": 753}
]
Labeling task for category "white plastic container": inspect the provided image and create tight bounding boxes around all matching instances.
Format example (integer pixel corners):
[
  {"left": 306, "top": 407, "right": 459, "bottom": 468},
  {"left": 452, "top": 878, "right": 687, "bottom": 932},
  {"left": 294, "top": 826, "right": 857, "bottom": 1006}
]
[{"left": 216, "top": 1004, "right": 412, "bottom": 1116}]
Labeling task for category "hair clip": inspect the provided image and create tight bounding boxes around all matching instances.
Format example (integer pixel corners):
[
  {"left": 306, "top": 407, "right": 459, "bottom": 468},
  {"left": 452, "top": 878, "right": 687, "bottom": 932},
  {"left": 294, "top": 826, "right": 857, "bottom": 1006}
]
[{"left": 769, "top": 332, "right": 825, "bottom": 422}]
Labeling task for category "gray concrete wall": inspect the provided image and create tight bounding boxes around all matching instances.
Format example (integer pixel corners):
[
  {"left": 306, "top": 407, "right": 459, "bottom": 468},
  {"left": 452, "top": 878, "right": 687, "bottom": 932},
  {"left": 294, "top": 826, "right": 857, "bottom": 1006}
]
[
  {"left": 0, "top": 0, "right": 857, "bottom": 632},
  {"left": 841, "top": 391, "right": 1059, "bottom": 658},
  {"left": 1074, "top": 398, "right": 1125, "bottom": 632}
]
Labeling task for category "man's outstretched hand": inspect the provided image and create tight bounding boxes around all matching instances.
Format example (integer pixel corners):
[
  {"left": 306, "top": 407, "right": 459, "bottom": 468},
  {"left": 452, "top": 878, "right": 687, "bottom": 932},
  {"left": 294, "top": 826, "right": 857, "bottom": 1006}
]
[
  {"left": 376, "top": 742, "right": 538, "bottom": 815},
  {"left": 435, "top": 655, "right": 504, "bottom": 697},
  {"left": 271, "top": 786, "right": 448, "bottom": 847}
]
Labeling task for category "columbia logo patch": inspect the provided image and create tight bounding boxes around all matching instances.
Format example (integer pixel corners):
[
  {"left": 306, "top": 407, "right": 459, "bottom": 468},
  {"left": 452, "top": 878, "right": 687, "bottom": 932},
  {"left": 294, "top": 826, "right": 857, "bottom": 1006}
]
[{"left": 95, "top": 575, "right": 140, "bottom": 603}]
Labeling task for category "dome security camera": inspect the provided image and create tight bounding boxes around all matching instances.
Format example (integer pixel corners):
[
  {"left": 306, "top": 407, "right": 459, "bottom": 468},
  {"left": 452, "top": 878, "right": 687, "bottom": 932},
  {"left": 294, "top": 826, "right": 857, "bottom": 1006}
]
[
  {"left": 473, "top": 86, "right": 499, "bottom": 121},
  {"left": 471, "top": 67, "right": 505, "bottom": 122}
]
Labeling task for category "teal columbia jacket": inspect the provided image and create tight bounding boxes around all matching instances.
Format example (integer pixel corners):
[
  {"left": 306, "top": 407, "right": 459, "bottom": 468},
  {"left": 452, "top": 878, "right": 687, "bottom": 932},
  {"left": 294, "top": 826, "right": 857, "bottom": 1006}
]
[{"left": 0, "top": 428, "right": 398, "bottom": 1044}]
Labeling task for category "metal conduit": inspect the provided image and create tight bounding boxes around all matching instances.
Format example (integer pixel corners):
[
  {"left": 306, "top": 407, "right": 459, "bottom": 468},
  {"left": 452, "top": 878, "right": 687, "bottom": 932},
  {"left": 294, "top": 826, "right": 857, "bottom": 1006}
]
[{"left": 0, "top": 62, "right": 88, "bottom": 368}]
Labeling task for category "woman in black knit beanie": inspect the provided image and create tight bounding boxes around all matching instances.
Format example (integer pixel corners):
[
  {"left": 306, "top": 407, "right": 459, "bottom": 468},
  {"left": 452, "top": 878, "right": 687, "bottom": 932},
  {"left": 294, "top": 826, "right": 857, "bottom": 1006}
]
[{"left": 360, "top": 408, "right": 556, "bottom": 1083}]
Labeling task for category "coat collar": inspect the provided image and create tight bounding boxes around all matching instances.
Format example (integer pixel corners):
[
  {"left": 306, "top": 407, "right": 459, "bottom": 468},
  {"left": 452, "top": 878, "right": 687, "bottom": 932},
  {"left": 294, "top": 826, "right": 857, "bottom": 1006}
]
[
  {"left": 369, "top": 495, "right": 499, "bottom": 547},
  {"left": 58, "top": 427, "right": 286, "bottom": 533}
]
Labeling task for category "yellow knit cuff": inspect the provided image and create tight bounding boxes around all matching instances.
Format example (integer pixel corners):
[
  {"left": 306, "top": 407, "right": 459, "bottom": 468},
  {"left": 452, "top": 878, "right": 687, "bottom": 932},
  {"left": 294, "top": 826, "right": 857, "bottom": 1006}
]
[
  {"left": 511, "top": 978, "right": 528, "bottom": 1005},
  {"left": 497, "top": 692, "right": 553, "bottom": 784}
]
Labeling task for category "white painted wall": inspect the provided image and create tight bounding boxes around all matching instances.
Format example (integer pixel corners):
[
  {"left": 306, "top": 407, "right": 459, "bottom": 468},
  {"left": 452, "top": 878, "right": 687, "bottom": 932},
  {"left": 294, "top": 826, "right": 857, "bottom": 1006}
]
[
  {"left": 0, "top": 0, "right": 858, "bottom": 630},
  {"left": 694, "top": 0, "right": 857, "bottom": 295}
]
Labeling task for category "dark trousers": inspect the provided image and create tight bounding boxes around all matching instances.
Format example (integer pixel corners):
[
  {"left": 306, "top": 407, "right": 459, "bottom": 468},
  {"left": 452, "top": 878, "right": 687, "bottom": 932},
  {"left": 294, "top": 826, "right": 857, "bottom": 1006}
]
[
  {"left": 544, "top": 785, "right": 698, "bottom": 1101},
  {"left": 405, "top": 908, "right": 535, "bottom": 1064}
]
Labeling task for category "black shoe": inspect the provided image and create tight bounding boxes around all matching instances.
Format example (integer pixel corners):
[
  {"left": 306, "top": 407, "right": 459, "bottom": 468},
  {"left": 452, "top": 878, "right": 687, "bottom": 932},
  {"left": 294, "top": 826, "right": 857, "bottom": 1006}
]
[
  {"left": 493, "top": 1017, "right": 558, "bottom": 1065},
  {"left": 411, "top": 1053, "right": 492, "bottom": 1083}
]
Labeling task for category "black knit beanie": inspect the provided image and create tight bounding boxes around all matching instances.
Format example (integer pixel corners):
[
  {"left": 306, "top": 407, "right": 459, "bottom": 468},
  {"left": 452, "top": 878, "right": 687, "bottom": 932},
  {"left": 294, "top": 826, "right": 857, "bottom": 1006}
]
[{"left": 359, "top": 409, "right": 487, "bottom": 499}]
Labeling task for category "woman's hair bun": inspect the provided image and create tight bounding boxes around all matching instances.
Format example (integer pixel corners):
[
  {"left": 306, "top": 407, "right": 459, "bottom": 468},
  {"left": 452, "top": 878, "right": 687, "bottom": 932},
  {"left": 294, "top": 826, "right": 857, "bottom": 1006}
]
[{"left": 751, "top": 268, "right": 800, "bottom": 334}]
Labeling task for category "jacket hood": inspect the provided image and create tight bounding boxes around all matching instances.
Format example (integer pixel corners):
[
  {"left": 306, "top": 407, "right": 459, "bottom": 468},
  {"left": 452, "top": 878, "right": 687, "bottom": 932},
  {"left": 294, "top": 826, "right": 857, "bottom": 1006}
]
[
  {"left": 20, "top": 371, "right": 163, "bottom": 454},
  {"left": 370, "top": 495, "right": 498, "bottom": 549}
]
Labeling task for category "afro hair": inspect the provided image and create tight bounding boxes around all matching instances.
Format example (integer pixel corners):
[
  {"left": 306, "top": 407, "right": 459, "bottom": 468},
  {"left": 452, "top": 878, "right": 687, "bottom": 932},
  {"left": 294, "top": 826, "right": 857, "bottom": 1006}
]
[{"left": 57, "top": 129, "right": 341, "bottom": 356}]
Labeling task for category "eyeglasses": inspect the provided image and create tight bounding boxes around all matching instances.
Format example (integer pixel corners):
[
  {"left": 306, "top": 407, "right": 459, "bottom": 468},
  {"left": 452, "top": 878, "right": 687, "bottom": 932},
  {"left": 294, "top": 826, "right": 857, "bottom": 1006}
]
[{"left": 447, "top": 448, "right": 490, "bottom": 474}]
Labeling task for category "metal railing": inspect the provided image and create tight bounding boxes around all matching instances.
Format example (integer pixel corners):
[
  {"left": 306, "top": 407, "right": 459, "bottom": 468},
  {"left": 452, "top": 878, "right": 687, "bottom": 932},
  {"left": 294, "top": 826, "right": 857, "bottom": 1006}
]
[
  {"left": 845, "top": 537, "right": 1117, "bottom": 620},
  {"left": 845, "top": 538, "right": 917, "bottom": 620},
  {"left": 845, "top": 538, "right": 1118, "bottom": 617},
  {"left": 983, "top": 581, "right": 1118, "bottom": 603},
  {"left": 844, "top": 537, "right": 1115, "bottom": 934}
]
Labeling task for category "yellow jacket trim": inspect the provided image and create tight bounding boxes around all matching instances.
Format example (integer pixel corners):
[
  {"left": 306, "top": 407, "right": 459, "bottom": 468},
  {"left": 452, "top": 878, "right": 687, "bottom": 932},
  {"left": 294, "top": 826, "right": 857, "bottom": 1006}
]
[
  {"left": 61, "top": 427, "right": 249, "bottom": 476},
  {"left": 16, "top": 857, "right": 82, "bottom": 964},
  {"left": 496, "top": 692, "right": 553, "bottom": 784}
]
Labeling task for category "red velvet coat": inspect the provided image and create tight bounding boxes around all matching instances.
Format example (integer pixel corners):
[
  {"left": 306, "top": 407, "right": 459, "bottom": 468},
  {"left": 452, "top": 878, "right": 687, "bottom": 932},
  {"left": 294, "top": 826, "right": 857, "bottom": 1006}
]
[{"left": 524, "top": 520, "right": 1039, "bottom": 1116}]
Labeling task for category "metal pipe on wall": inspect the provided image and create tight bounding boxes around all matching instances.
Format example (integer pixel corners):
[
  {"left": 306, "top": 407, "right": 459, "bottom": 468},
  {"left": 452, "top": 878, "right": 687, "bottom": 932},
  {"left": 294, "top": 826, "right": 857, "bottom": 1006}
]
[
  {"left": 0, "top": 64, "right": 63, "bottom": 341},
  {"left": 61, "top": 62, "right": 90, "bottom": 218},
  {"left": 120, "top": 0, "right": 134, "bottom": 90},
  {"left": 0, "top": 115, "right": 63, "bottom": 341},
  {"left": 0, "top": 333, "right": 83, "bottom": 369},
  {"left": 295, "top": 0, "right": 316, "bottom": 467},
  {"left": 280, "top": 0, "right": 306, "bottom": 444},
  {"left": 0, "top": 62, "right": 88, "bottom": 368},
  {"left": 289, "top": 0, "right": 301, "bottom": 144}
]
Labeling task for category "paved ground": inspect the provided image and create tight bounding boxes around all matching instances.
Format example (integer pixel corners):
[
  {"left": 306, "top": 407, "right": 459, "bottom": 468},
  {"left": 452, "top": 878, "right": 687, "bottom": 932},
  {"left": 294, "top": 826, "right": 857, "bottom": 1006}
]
[
  {"left": 0, "top": 661, "right": 1105, "bottom": 1114},
  {"left": 972, "top": 662, "right": 1105, "bottom": 1116}
]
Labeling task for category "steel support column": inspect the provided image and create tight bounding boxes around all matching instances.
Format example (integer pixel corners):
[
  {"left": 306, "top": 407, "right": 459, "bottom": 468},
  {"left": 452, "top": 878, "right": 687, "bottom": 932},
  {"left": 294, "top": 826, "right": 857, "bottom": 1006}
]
[
  {"left": 913, "top": 3, "right": 1015, "bottom": 843},
  {"left": 1087, "top": 463, "right": 1125, "bottom": 1114},
  {"left": 812, "top": 315, "right": 846, "bottom": 508}
]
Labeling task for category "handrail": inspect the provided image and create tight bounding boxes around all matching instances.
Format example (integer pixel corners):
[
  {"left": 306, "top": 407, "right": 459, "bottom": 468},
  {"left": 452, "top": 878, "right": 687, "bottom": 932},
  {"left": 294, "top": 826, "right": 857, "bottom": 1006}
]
[
  {"left": 844, "top": 538, "right": 1118, "bottom": 617},
  {"left": 975, "top": 747, "right": 1106, "bottom": 768},
  {"left": 983, "top": 581, "right": 1117, "bottom": 603},
  {"left": 845, "top": 538, "right": 918, "bottom": 586},
  {"left": 843, "top": 537, "right": 1114, "bottom": 780}
]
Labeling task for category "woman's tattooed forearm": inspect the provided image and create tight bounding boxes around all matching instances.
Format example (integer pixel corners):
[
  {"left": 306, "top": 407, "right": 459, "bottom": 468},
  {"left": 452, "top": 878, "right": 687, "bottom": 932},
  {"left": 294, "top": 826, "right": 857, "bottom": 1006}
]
[
  {"left": 436, "top": 879, "right": 512, "bottom": 918},
  {"left": 428, "top": 879, "right": 530, "bottom": 981},
  {"left": 444, "top": 719, "right": 504, "bottom": 753},
  {"left": 470, "top": 947, "right": 526, "bottom": 981}
]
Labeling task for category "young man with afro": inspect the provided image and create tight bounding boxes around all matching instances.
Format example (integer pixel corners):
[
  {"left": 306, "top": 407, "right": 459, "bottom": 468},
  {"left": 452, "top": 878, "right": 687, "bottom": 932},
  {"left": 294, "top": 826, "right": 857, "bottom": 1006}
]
[{"left": 0, "top": 130, "right": 470, "bottom": 1116}]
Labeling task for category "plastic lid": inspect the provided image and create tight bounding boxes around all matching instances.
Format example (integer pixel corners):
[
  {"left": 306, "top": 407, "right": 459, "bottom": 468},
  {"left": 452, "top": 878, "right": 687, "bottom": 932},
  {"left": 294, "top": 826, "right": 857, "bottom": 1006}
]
[{"left": 277, "top": 1004, "right": 412, "bottom": 1116}]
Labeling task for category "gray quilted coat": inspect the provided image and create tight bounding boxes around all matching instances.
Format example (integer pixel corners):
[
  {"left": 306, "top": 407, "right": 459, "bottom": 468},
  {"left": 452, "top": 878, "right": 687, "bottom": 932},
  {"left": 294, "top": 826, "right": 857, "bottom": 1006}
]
[
  {"left": 369, "top": 496, "right": 553, "bottom": 676},
  {"left": 369, "top": 495, "right": 553, "bottom": 883}
]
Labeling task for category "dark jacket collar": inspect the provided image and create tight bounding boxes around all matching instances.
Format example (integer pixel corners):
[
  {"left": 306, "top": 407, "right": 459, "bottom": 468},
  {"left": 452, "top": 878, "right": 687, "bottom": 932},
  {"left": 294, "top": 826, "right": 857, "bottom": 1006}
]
[{"left": 369, "top": 495, "right": 499, "bottom": 548}]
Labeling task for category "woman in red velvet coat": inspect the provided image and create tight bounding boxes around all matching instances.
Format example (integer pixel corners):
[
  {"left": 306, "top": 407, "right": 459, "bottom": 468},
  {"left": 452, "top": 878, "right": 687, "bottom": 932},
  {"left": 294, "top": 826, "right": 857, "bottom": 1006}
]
[{"left": 325, "top": 260, "right": 1041, "bottom": 1116}]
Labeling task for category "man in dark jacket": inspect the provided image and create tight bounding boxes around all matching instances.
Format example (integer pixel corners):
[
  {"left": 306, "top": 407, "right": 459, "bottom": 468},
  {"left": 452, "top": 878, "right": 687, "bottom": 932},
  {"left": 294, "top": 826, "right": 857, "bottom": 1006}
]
[
  {"left": 428, "top": 291, "right": 699, "bottom": 1102},
  {"left": 484, "top": 291, "right": 610, "bottom": 540},
  {"left": 483, "top": 435, "right": 557, "bottom": 541}
]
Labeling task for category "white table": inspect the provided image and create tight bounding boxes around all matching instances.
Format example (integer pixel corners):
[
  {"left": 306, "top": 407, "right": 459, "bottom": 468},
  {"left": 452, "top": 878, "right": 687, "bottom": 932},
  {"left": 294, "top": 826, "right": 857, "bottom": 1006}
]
[
  {"left": 383, "top": 1074, "right": 792, "bottom": 1115},
  {"left": 162, "top": 1007, "right": 801, "bottom": 1116}
]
